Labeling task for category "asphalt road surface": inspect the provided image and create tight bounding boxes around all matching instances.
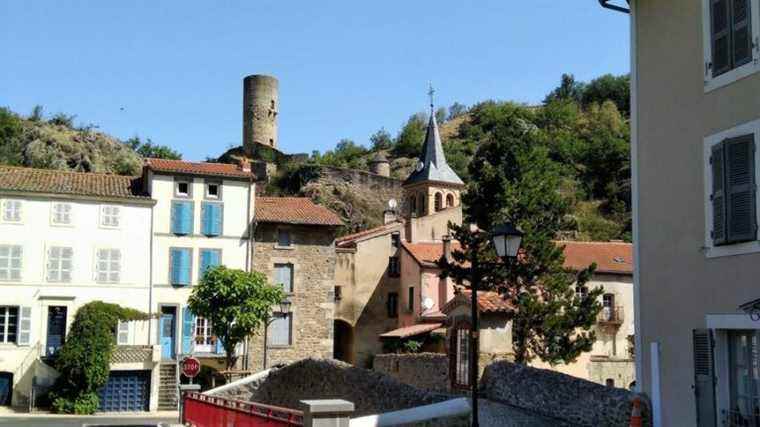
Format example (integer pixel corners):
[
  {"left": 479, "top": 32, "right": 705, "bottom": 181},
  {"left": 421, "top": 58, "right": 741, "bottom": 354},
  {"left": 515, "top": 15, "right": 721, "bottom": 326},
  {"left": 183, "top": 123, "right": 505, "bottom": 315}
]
[{"left": 0, "top": 416, "right": 178, "bottom": 427}]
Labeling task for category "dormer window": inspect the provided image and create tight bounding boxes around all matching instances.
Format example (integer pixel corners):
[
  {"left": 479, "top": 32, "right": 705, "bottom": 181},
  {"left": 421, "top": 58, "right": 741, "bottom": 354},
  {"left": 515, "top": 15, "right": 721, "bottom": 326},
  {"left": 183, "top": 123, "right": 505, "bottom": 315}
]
[{"left": 175, "top": 180, "right": 191, "bottom": 198}]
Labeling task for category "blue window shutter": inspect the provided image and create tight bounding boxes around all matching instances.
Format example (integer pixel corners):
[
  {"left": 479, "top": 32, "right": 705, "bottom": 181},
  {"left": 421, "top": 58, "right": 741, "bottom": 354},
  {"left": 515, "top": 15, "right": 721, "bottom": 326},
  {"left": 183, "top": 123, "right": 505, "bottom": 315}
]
[
  {"left": 209, "top": 250, "right": 220, "bottom": 268},
  {"left": 171, "top": 202, "right": 182, "bottom": 234},
  {"left": 173, "top": 202, "right": 193, "bottom": 235},
  {"left": 215, "top": 336, "right": 223, "bottom": 354},
  {"left": 183, "top": 202, "right": 193, "bottom": 235},
  {"left": 202, "top": 203, "right": 222, "bottom": 237},
  {"left": 199, "top": 250, "right": 211, "bottom": 278},
  {"left": 201, "top": 203, "right": 209, "bottom": 235},
  {"left": 213, "top": 204, "right": 222, "bottom": 236},
  {"left": 182, "top": 306, "right": 195, "bottom": 354},
  {"left": 180, "top": 249, "right": 191, "bottom": 285},
  {"left": 170, "top": 249, "right": 182, "bottom": 285}
]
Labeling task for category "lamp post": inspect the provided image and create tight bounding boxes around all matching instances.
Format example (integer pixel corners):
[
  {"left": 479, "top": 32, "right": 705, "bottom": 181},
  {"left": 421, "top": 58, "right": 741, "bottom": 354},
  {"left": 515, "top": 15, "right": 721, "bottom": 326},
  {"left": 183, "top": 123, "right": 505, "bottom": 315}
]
[
  {"left": 263, "top": 298, "right": 292, "bottom": 369},
  {"left": 469, "top": 222, "right": 522, "bottom": 427}
]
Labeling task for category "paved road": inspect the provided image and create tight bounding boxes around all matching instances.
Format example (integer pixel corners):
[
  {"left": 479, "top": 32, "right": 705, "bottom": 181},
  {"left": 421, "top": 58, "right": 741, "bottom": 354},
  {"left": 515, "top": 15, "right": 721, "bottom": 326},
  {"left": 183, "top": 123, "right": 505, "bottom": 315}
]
[
  {"left": 0, "top": 416, "right": 178, "bottom": 427},
  {"left": 479, "top": 399, "right": 577, "bottom": 427}
]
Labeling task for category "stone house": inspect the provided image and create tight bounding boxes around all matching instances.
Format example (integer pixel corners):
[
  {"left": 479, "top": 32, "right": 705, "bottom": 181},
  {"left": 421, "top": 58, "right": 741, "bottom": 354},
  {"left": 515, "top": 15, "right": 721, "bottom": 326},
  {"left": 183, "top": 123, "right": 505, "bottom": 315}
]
[
  {"left": 602, "top": 0, "right": 760, "bottom": 425},
  {"left": 246, "top": 197, "right": 342, "bottom": 371}
]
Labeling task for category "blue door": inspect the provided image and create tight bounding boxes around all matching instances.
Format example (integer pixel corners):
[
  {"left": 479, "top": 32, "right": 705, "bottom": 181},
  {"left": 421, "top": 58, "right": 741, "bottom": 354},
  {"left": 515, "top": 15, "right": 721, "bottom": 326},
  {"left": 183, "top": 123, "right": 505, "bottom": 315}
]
[
  {"left": 97, "top": 370, "right": 150, "bottom": 412},
  {"left": 160, "top": 307, "right": 176, "bottom": 360},
  {"left": 0, "top": 373, "right": 12, "bottom": 406}
]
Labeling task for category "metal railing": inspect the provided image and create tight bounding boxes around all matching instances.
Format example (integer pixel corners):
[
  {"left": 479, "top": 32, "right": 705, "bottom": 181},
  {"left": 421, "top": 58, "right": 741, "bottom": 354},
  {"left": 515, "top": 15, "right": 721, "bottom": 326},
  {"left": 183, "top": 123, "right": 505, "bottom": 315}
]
[
  {"left": 597, "top": 306, "right": 624, "bottom": 325},
  {"left": 723, "top": 409, "right": 760, "bottom": 427},
  {"left": 183, "top": 391, "right": 303, "bottom": 427}
]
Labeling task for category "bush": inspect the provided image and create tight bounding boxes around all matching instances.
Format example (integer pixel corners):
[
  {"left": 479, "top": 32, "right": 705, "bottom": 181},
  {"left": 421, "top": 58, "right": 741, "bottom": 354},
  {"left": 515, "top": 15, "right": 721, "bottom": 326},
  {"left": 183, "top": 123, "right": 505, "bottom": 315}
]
[{"left": 49, "top": 301, "right": 149, "bottom": 414}]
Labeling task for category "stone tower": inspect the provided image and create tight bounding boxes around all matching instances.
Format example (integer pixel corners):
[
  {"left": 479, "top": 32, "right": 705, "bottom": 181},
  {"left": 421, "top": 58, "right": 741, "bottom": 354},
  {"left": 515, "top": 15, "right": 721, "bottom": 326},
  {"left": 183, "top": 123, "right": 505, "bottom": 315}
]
[
  {"left": 243, "top": 74, "right": 279, "bottom": 153},
  {"left": 402, "top": 101, "right": 465, "bottom": 218},
  {"left": 369, "top": 152, "right": 391, "bottom": 177}
]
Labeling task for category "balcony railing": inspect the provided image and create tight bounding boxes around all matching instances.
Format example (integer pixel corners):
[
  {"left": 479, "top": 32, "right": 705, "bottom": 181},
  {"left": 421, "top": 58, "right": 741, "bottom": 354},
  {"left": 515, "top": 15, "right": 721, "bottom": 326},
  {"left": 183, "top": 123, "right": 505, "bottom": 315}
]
[{"left": 597, "top": 306, "right": 624, "bottom": 326}]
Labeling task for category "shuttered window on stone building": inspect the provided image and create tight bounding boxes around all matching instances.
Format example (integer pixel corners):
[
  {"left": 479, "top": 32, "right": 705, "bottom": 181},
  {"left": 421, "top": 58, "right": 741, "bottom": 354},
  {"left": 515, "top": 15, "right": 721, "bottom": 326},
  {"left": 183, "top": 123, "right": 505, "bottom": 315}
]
[
  {"left": 710, "top": 0, "right": 754, "bottom": 77},
  {"left": 711, "top": 134, "right": 757, "bottom": 246}
]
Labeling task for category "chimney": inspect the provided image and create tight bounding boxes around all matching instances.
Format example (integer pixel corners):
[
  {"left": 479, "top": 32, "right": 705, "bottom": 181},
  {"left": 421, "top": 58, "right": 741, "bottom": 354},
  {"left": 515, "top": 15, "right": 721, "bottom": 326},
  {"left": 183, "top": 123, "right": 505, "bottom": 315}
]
[
  {"left": 442, "top": 235, "right": 452, "bottom": 262},
  {"left": 238, "top": 157, "right": 251, "bottom": 173}
]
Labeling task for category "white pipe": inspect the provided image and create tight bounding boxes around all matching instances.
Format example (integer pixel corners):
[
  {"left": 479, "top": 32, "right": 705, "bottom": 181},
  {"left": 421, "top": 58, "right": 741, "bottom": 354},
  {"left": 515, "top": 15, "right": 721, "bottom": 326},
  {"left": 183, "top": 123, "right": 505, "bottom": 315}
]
[
  {"left": 349, "top": 398, "right": 471, "bottom": 427},
  {"left": 204, "top": 368, "right": 271, "bottom": 395},
  {"left": 650, "top": 342, "right": 662, "bottom": 427}
]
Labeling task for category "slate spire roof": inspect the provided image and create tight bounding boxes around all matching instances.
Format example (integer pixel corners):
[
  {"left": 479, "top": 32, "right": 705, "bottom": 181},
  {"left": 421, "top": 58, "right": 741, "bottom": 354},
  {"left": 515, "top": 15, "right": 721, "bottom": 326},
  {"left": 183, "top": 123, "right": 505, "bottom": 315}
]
[{"left": 403, "top": 104, "right": 464, "bottom": 187}]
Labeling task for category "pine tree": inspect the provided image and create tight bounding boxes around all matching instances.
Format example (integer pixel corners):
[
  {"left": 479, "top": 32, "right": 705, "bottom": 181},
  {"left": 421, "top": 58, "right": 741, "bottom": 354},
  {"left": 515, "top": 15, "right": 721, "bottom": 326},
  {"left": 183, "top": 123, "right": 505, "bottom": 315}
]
[{"left": 439, "top": 111, "right": 602, "bottom": 365}]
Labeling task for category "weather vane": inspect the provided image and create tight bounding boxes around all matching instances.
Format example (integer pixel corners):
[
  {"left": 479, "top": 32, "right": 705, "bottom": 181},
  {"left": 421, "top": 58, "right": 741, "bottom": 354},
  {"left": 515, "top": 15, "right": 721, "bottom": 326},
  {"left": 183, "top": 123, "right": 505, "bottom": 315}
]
[{"left": 428, "top": 82, "right": 435, "bottom": 111}]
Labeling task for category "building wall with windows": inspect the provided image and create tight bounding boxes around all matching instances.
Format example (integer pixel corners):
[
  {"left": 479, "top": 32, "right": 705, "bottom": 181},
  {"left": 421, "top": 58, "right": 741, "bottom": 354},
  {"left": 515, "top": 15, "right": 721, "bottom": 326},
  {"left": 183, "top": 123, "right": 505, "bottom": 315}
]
[
  {"left": 246, "top": 223, "right": 337, "bottom": 370},
  {"left": 147, "top": 170, "right": 254, "bottom": 361},
  {"left": 633, "top": 0, "right": 760, "bottom": 424},
  {"left": 0, "top": 193, "right": 154, "bottom": 407}
]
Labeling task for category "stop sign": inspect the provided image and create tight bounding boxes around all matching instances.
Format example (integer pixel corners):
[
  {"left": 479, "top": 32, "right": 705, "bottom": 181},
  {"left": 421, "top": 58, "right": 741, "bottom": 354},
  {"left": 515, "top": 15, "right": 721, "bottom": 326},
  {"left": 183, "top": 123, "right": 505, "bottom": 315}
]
[{"left": 181, "top": 356, "right": 201, "bottom": 378}]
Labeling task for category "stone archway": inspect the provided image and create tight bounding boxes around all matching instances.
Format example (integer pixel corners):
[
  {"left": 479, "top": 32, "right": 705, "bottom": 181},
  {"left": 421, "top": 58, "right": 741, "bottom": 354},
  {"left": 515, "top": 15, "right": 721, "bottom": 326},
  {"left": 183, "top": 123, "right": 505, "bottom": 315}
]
[{"left": 333, "top": 319, "right": 354, "bottom": 364}]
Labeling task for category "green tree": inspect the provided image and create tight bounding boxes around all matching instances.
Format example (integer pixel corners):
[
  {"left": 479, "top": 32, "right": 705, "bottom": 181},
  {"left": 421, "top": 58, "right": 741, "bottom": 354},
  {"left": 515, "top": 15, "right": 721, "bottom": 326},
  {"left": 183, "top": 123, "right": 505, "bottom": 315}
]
[
  {"left": 29, "top": 105, "right": 44, "bottom": 122},
  {"left": 51, "top": 302, "right": 150, "bottom": 414},
  {"left": 125, "top": 136, "right": 182, "bottom": 160},
  {"left": 582, "top": 74, "right": 630, "bottom": 116},
  {"left": 392, "top": 112, "right": 427, "bottom": 158},
  {"left": 188, "top": 266, "right": 285, "bottom": 370},
  {"left": 0, "top": 107, "right": 24, "bottom": 166},
  {"left": 447, "top": 102, "right": 468, "bottom": 120},
  {"left": 48, "top": 112, "right": 77, "bottom": 128},
  {"left": 435, "top": 107, "right": 447, "bottom": 124},
  {"left": 544, "top": 74, "right": 585, "bottom": 105},
  {"left": 439, "top": 116, "right": 602, "bottom": 364},
  {"left": 313, "top": 139, "right": 368, "bottom": 169},
  {"left": 370, "top": 128, "right": 393, "bottom": 151}
]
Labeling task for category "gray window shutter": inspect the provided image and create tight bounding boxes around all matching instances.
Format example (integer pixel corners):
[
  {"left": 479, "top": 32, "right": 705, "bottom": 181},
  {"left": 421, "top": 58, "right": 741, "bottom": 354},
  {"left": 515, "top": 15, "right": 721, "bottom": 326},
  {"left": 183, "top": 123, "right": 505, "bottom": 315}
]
[
  {"left": 693, "top": 329, "right": 717, "bottom": 427},
  {"left": 726, "top": 135, "right": 756, "bottom": 243},
  {"left": 732, "top": 0, "right": 753, "bottom": 68},
  {"left": 18, "top": 306, "right": 31, "bottom": 346},
  {"left": 712, "top": 0, "right": 732, "bottom": 77},
  {"left": 711, "top": 142, "right": 727, "bottom": 245}
]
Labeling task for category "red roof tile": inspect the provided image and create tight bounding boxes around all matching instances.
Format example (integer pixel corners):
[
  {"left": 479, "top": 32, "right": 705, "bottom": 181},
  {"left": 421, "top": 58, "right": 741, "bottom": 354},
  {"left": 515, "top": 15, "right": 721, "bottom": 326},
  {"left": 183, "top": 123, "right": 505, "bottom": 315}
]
[
  {"left": 442, "top": 290, "right": 515, "bottom": 314},
  {"left": 402, "top": 241, "right": 461, "bottom": 267},
  {"left": 379, "top": 323, "right": 443, "bottom": 339},
  {"left": 559, "top": 241, "right": 632, "bottom": 274},
  {"left": 255, "top": 197, "right": 343, "bottom": 226},
  {"left": 0, "top": 166, "right": 150, "bottom": 201},
  {"left": 336, "top": 222, "right": 403, "bottom": 247},
  {"left": 145, "top": 158, "right": 253, "bottom": 179}
]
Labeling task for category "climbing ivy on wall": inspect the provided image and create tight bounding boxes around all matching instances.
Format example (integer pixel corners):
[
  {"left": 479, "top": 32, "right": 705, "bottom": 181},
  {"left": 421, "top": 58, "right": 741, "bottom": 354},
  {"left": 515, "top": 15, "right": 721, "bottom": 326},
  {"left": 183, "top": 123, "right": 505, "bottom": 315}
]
[{"left": 50, "top": 301, "right": 149, "bottom": 414}]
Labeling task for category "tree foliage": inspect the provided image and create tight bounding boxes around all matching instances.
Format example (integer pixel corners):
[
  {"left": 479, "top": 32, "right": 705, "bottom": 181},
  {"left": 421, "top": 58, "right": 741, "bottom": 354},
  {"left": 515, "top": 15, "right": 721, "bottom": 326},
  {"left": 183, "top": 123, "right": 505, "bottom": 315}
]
[
  {"left": 188, "top": 266, "right": 285, "bottom": 370},
  {"left": 125, "top": 136, "right": 182, "bottom": 160},
  {"left": 392, "top": 112, "right": 427, "bottom": 158},
  {"left": 439, "top": 116, "right": 603, "bottom": 364},
  {"left": 50, "top": 302, "right": 150, "bottom": 414},
  {"left": 311, "top": 139, "right": 369, "bottom": 169}
]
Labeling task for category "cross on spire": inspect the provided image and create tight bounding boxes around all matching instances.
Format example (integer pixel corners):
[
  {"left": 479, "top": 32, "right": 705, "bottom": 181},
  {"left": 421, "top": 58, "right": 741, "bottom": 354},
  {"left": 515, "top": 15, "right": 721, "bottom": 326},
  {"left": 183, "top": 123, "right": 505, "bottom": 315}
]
[{"left": 428, "top": 83, "right": 435, "bottom": 112}]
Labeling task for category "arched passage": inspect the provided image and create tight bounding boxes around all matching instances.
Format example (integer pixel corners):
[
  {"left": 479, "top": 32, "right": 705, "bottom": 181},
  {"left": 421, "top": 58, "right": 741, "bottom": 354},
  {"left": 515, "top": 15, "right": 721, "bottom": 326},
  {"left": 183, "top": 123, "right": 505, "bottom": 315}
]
[
  {"left": 333, "top": 319, "right": 354, "bottom": 364},
  {"left": 434, "top": 192, "right": 443, "bottom": 211},
  {"left": 446, "top": 193, "right": 455, "bottom": 208}
]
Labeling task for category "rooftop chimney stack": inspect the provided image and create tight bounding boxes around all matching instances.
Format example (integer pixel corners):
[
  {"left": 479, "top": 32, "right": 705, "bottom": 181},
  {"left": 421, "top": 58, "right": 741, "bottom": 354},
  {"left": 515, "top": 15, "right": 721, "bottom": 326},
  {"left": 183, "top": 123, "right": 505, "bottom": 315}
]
[{"left": 243, "top": 74, "right": 279, "bottom": 154}]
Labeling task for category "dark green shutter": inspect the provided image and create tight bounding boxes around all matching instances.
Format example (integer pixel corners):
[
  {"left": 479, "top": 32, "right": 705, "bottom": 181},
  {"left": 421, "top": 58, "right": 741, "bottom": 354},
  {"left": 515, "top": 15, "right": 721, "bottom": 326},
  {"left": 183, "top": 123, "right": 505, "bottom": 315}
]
[
  {"left": 732, "top": 0, "right": 753, "bottom": 68},
  {"left": 693, "top": 329, "right": 717, "bottom": 427},
  {"left": 711, "top": 143, "right": 727, "bottom": 245},
  {"left": 712, "top": 0, "right": 732, "bottom": 77},
  {"left": 726, "top": 135, "right": 756, "bottom": 243}
]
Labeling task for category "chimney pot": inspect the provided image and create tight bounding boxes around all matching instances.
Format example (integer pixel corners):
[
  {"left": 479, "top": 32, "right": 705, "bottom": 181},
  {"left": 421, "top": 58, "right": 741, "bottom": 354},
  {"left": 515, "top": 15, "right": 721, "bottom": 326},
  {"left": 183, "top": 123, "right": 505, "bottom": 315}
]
[{"left": 442, "top": 235, "right": 452, "bottom": 261}]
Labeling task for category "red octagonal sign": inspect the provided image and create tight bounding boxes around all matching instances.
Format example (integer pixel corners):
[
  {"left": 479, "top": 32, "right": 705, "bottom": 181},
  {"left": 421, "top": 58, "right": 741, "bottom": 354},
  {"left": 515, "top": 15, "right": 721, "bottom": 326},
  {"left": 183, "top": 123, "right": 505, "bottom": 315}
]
[{"left": 181, "top": 356, "right": 201, "bottom": 378}]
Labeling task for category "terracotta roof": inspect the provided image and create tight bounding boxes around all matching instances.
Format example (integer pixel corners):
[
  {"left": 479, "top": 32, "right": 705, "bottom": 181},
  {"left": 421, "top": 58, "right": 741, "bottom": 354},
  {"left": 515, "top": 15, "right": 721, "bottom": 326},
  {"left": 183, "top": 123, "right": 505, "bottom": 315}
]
[
  {"left": 402, "top": 241, "right": 462, "bottom": 267},
  {"left": 0, "top": 166, "right": 150, "bottom": 201},
  {"left": 559, "top": 241, "right": 633, "bottom": 274},
  {"left": 255, "top": 197, "right": 343, "bottom": 226},
  {"left": 144, "top": 158, "right": 253, "bottom": 179},
  {"left": 336, "top": 222, "right": 403, "bottom": 247},
  {"left": 442, "top": 290, "right": 515, "bottom": 314},
  {"left": 379, "top": 323, "right": 443, "bottom": 339}
]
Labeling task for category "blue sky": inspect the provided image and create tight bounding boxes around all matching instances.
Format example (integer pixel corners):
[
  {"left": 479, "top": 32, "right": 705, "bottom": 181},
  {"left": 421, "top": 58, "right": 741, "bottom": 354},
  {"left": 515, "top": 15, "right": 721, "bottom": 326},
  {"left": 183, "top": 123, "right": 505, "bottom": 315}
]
[{"left": 1, "top": 1, "right": 629, "bottom": 161}]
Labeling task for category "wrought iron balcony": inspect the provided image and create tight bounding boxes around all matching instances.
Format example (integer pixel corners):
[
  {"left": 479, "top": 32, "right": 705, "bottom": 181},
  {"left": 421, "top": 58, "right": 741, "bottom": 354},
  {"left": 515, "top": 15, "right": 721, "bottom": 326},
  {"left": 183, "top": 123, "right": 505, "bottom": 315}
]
[{"left": 597, "top": 306, "right": 624, "bottom": 326}]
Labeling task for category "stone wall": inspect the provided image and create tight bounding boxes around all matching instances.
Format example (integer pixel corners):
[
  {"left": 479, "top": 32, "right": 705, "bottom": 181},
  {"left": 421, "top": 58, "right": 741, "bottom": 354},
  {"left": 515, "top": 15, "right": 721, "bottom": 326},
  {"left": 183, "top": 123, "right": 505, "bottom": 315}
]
[
  {"left": 246, "top": 224, "right": 336, "bottom": 371},
  {"left": 374, "top": 353, "right": 450, "bottom": 392},
  {"left": 481, "top": 361, "right": 650, "bottom": 427},
  {"left": 219, "top": 358, "right": 452, "bottom": 417},
  {"left": 588, "top": 357, "right": 636, "bottom": 390}
]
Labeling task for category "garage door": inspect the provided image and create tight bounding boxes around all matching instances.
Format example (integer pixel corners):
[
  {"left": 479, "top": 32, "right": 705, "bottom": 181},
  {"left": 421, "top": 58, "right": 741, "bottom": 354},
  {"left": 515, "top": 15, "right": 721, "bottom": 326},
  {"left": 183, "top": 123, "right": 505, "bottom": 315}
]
[{"left": 98, "top": 370, "right": 150, "bottom": 412}]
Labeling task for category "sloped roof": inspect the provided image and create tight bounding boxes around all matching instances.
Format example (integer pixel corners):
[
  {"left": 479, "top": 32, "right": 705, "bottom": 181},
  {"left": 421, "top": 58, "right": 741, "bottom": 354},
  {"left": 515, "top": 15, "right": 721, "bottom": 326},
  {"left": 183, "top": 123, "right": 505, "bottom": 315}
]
[
  {"left": 0, "top": 166, "right": 150, "bottom": 201},
  {"left": 442, "top": 290, "right": 515, "bottom": 314},
  {"left": 144, "top": 158, "right": 253, "bottom": 179},
  {"left": 336, "top": 222, "right": 403, "bottom": 248},
  {"left": 403, "top": 113, "right": 464, "bottom": 187},
  {"left": 255, "top": 197, "right": 343, "bottom": 226},
  {"left": 379, "top": 323, "right": 443, "bottom": 339},
  {"left": 559, "top": 241, "right": 633, "bottom": 274},
  {"left": 402, "top": 241, "right": 462, "bottom": 267}
]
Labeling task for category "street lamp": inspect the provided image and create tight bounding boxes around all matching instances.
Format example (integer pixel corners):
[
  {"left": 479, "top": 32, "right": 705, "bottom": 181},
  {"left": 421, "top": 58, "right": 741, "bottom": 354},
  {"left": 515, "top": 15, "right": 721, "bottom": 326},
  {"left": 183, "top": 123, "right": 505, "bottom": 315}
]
[
  {"left": 263, "top": 298, "right": 292, "bottom": 369},
  {"left": 469, "top": 222, "right": 522, "bottom": 427}
]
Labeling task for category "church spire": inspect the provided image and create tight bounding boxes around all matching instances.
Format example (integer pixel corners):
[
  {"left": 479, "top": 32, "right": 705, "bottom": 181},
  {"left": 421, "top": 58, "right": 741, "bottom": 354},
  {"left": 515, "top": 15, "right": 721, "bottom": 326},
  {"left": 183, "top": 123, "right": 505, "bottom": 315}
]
[{"left": 403, "top": 86, "right": 464, "bottom": 188}]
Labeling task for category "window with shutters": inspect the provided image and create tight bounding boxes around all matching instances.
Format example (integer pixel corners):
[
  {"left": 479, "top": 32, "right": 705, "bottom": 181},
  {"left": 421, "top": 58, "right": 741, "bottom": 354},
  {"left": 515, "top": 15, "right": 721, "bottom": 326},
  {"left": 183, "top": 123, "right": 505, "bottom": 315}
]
[
  {"left": 727, "top": 330, "right": 760, "bottom": 424},
  {"left": 116, "top": 321, "right": 129, "bottom": 345},
  {"left": 194, "top": 317, "right": 215, "bottom": 352},
  {"left": 274, "top": 263, "right": 293, "bottom": 293},
  {"left": 95, "top": 249, "right": 121, "bottom": 283},
  {"left": 267, "top": 313, "right": 292, "bottom": 347},
  {"left": 171, "top": 201, "right": 194, "bottom": 235},
  {"left": 0, "top": 245, "right": 22, "bottom": 281},
  {"left": 198, "top": 249, "right": 221, "bottom": 279},
  {"left": 46, "top": 246, "right": 73, "bottom": 282},
  {"left": 100, "top": 205, "right": 120, "bottom": 228},
  {"left": 276, "top": 229, "right": 292, "bottom": 248},
  {"left": 51, "top": 203, "right": 73, "bottom": 226},
  {"left": 388, "top": 257, "right": 400, "bottom": 277},
  {"left": 201, "top": 202, "right": 223, "bottom": 237},
  {"left": 387, "top": 292, "right": 399, "bottom": 318},
  {"left": 703, "top": 0, "right": 760, "bottom": 91},
  {"left": 170, "top": 248, "right": 192, "bottom": 286},
  {"left": 705, "top": 121, "right": 760, "bottom": 257},
  {"left": 1, "top": 200, "right": 22, "bottom": 223},
  {"left": 0, "top": 306, "right": 18, "bottom": 344}
]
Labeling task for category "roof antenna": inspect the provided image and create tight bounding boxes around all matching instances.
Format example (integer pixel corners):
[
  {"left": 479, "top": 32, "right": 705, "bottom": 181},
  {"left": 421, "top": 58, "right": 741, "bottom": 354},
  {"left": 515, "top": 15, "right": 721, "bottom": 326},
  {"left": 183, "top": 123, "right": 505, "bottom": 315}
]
[{"left": 427, "top": 82, "right": 435, "bottom": 114}]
